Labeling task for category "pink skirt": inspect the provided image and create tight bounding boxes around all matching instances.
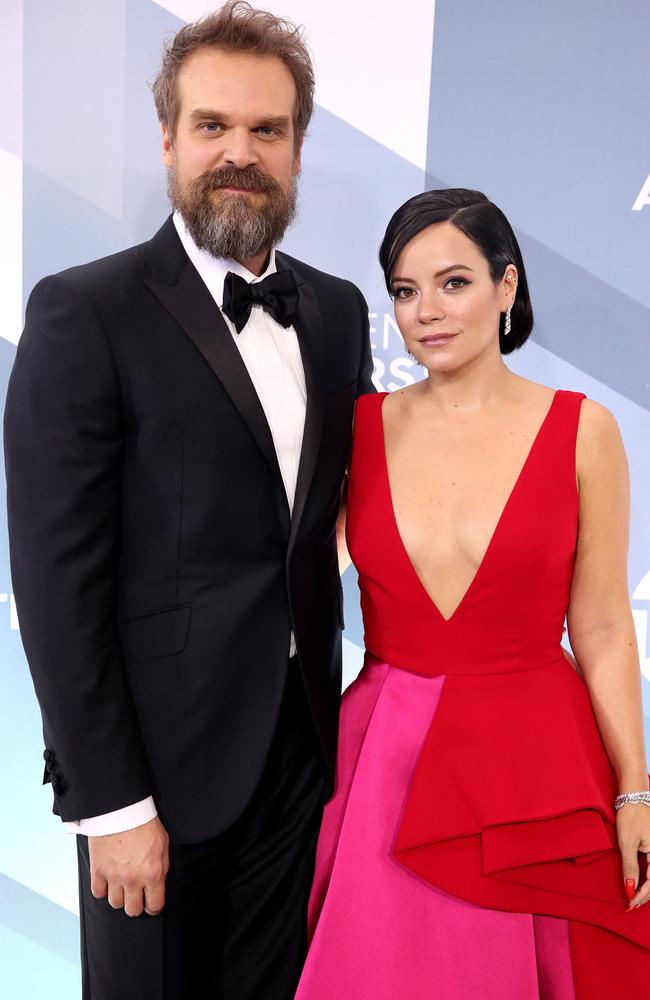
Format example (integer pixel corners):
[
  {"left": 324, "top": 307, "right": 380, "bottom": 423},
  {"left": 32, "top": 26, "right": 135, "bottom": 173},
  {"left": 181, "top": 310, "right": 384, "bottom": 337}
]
[{"left": 295, "top": 656, "right": 576, "bottom": 999}]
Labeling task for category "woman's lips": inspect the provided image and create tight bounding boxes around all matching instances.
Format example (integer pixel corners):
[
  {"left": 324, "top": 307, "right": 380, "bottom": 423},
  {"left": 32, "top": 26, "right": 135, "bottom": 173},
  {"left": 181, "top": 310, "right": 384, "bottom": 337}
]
[{"left": 417, "top": 333, "right": 459, "bottom": 346}]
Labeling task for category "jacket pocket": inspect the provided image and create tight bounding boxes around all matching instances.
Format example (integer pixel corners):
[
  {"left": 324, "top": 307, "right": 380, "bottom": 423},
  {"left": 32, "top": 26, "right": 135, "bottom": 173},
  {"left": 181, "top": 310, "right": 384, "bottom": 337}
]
[{"left": 117, "top": 604, "right": 191, "bottom": 662}]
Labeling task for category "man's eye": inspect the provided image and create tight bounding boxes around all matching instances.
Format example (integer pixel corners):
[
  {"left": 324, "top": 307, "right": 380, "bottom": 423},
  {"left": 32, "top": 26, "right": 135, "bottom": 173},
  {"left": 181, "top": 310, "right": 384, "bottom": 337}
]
[
  {"left": 256, "top": 127, "right": 277, "bottom": 137},
  {"left": 200, "top": 123, "right": 222, "bottom": 133}
]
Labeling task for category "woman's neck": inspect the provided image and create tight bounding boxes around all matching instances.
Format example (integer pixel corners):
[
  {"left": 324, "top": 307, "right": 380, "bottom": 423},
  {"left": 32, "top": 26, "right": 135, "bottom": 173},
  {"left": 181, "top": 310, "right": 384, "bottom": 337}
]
[{"left": 418, "top": 349, "right": 515, "bottom": 418}]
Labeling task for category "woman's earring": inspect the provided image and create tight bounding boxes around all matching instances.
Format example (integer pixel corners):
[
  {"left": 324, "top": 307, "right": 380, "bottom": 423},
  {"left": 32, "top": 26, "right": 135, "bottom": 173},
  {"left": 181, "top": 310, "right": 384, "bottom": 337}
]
[{"left": 504, "top": 306, "right": 512, "bottom": 337}]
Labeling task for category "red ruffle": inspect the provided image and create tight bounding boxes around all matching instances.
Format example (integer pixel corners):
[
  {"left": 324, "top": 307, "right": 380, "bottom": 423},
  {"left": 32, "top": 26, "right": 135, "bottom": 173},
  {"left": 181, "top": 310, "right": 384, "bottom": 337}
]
[{"left": 393, "top": 657, "right": 650, "bottom": 991}]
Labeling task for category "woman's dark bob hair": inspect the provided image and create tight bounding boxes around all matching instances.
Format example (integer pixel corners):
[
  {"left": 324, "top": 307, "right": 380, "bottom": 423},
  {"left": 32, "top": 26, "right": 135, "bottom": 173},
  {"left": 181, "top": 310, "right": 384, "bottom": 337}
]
[{"left": 379, "top": 188, "right": 534, "bottom": 354}]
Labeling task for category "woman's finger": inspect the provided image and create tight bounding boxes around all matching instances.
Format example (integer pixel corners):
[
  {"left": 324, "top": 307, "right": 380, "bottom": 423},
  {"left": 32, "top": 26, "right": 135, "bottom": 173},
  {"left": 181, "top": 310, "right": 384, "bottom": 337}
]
[
  {"left": 619, "top": 840, "right": 640, "bottom": 904},
  {"left": 629, "top": 874, "right": 650, "bottom": 909}
]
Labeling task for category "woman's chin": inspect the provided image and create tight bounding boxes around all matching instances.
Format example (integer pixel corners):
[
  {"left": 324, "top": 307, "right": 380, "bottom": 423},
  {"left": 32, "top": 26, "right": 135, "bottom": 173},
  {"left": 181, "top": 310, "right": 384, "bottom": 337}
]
[{"left": 417, "top": 353, "right": 463, "bottom": 375}]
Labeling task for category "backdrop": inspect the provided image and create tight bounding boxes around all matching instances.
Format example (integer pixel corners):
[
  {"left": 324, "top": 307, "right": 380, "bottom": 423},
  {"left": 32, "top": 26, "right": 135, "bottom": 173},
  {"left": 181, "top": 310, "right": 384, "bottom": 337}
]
[{"left": 1, "top": 1, "right": 649, "bottom": 996}]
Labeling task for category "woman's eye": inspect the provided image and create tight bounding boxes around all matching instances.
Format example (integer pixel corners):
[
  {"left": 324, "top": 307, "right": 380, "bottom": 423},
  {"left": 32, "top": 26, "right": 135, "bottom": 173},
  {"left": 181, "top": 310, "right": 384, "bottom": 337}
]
[
  {"left": 392, "top": 287, "right": 415, "bottom": 300},
  {"left": 444, "top": 276, "right": 469, "bottom": 290}
]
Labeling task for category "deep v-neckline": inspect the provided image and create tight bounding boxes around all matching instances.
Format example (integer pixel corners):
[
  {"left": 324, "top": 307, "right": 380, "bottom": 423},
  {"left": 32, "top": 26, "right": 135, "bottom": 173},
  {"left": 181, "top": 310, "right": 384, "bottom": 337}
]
[{"left": 379, "top": 390, "right": 559, "bottom": 624}]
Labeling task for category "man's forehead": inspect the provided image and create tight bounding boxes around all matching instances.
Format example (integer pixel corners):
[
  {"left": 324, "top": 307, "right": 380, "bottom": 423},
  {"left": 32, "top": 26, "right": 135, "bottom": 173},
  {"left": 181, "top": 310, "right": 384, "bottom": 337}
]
[{"left": 178, "top": 47, "right": 295, "bottom": 97}]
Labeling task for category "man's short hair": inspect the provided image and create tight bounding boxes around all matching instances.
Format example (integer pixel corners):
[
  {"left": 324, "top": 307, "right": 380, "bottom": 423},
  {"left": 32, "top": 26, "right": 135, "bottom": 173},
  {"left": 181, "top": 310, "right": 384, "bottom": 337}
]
[{"left": 152, "top": 1, "right": 315, "bottom": 145}]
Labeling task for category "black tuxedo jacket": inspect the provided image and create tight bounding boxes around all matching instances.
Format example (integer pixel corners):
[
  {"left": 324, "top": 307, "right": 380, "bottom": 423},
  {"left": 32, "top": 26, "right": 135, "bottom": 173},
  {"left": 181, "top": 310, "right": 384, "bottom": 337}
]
[{"left": 4, "top": 217, "right": 374, "bottom": 842}]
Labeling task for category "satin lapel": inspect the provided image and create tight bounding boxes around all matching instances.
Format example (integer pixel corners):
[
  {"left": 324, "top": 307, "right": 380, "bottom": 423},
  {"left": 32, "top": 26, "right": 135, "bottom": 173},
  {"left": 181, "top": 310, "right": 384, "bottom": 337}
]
[
  {"left": 276, "top": 257, "right": 326, "bottom": 548},
  {"left": 145, "top": 250, "right": 285, "bottom": 491}
]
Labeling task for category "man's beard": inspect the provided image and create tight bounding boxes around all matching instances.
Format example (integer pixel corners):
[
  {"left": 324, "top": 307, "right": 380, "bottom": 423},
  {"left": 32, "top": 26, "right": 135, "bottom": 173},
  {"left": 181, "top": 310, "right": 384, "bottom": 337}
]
[{"left": 168, "top": 164, "right": 298, "bottom": 261}]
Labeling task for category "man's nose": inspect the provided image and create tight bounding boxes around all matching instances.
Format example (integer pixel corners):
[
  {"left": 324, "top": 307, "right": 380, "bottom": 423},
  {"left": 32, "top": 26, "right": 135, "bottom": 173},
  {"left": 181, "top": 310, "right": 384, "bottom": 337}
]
[{"left": 221, "top": 128, "right": 259, "bottom": 170}]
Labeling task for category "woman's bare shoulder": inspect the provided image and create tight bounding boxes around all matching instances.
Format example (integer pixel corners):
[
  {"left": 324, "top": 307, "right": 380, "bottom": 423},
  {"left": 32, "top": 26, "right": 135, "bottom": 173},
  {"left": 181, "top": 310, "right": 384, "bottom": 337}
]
[
  {"left": 577, "top": 398, "right": 623, "bottom": 449},
  {"left": 576, "top": 398, "right": 628, "bottom": 487}
]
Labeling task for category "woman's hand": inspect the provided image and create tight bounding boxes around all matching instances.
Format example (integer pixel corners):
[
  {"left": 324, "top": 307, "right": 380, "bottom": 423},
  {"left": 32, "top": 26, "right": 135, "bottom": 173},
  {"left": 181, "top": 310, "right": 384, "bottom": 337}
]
[{"left": 616, "top": 804, "right": 650, "bottom": 909}]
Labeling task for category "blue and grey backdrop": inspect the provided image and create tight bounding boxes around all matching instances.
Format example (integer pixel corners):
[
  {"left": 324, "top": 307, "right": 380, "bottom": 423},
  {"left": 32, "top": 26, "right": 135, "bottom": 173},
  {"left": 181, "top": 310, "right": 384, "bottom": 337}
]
[{"left": 1, "top": 1, "right": 649, "bottom": 996}]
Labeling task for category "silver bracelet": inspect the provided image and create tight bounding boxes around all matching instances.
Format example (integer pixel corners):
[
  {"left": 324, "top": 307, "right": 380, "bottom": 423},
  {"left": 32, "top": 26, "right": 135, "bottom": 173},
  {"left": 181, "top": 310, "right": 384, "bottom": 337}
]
[{"left": 614, "top": 791, "right": 650, "bottom": 810}]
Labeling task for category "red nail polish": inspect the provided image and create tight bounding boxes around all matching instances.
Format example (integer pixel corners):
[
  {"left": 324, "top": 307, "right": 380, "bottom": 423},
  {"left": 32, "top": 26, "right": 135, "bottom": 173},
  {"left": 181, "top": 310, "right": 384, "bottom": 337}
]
[{"left": 625, "top": 878, "right": 637, "bottom": 900}]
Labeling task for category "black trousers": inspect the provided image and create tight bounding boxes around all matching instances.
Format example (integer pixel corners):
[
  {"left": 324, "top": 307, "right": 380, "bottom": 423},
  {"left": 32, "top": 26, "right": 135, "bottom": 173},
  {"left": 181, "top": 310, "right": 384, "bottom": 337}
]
[{"left": 77, "top": 659, "right": 327, "bottom": 999}]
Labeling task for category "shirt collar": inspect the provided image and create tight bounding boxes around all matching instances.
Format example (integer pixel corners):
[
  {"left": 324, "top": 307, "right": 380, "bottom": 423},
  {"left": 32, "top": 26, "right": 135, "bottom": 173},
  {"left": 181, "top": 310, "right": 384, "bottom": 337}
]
[{"left": 172, "top": 211, "right": 277, "bottom": 310}]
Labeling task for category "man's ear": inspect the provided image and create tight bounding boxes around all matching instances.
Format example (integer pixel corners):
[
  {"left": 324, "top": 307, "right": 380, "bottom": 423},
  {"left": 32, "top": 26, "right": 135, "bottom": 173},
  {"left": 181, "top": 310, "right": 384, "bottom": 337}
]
[{"left": 161, "top": 123, "right": 174, "bottom": 168}]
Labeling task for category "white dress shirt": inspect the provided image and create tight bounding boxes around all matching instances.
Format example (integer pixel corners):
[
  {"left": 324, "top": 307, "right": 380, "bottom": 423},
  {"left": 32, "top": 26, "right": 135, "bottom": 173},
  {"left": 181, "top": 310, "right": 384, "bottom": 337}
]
[{"left": 67, "top": 213, "right": 306, "bottom": 835}]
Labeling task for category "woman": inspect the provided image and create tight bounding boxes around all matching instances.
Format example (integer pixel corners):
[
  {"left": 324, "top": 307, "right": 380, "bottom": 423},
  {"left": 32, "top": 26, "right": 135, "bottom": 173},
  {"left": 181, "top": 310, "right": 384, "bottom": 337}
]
[{"left": 295, "top": 189, "right": 650, "bottom": 998}]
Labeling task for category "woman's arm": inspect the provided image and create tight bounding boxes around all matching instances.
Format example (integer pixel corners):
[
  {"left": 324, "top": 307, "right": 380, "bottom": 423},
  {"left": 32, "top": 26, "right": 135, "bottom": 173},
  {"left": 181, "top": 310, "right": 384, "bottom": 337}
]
[{"left": 567, "top": 399, "right": 649, "bottom": 908}]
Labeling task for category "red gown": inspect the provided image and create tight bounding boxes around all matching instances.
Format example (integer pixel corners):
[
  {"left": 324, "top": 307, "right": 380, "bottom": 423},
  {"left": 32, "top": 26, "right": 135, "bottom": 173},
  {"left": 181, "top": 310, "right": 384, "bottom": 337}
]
[{"left": 299, "top": 389, "right": 650, "bottom": 999}]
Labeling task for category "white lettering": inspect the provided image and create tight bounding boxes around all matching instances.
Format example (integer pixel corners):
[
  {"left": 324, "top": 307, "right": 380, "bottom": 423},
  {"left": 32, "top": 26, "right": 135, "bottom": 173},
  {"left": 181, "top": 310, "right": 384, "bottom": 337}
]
[
  {"left": 368, "top": 312, "right": 378, "bottom": 351},
  {"left": 386, "top": 357, "right": 418, "bottom": 392},
  {"left": 632, "top": 172, "right": 650, "bottom": 211},
  {"left": 382, "top": 313, "right": 402, "bottom": 352},
  {"left": 371, "top": 356, "right": 386, "bottom": 392}
]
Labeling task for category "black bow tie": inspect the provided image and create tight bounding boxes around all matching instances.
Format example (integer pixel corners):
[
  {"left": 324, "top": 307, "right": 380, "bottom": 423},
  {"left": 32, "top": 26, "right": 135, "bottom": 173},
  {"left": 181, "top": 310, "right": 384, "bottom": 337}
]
[{"left": 222, "top": 269, "right": 301, "bottom": 334}]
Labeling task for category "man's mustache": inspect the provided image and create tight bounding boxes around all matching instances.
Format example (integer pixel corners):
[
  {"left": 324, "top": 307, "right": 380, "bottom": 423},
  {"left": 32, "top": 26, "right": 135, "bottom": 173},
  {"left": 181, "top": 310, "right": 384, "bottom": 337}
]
[{"left": 196, "top": 167, "right": 281, "bottom": 195}]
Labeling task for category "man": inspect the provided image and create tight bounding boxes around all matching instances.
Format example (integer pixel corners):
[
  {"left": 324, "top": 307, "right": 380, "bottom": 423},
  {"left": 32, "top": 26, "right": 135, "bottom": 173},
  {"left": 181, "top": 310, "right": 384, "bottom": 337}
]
[{"left": 4, "top": 3, "right": 373, "bottom": 997}]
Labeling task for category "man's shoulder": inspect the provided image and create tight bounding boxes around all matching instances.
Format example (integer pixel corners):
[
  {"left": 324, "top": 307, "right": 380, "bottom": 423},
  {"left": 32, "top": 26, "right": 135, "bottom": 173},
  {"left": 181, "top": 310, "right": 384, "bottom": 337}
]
[
  {"left": 54, "top": 241, "right": 146, "bottom": 291},
  {"left": 28, "top": 242, "right": 150, "bottom": 318},
  {"left": 36, "top": 217, "right": 179, "bottom": 302}
]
